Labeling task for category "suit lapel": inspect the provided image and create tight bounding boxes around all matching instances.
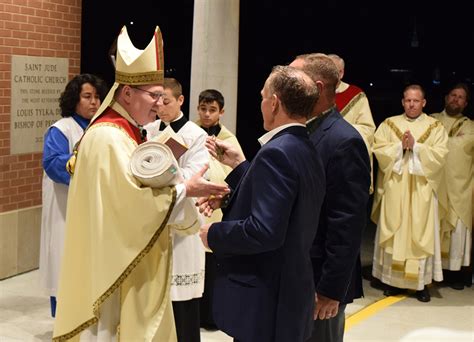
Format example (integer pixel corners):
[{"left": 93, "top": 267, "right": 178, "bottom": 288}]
[
  {"left": 310, "top": 109, "right": 341, "bottom": 147},
  {"left": 225, "top": 126, "right": 307, "bottom": 210},
  {"left": 226, "top": 163, "right": 250, "bottom": 208}
]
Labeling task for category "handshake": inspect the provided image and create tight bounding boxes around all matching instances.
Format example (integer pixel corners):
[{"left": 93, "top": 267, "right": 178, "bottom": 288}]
[
  {"left": 196, "top": 136, "right": 246, "bottom": 216},
  {"left": 197, "top": 137, "right": 246, "bottom": 250}
]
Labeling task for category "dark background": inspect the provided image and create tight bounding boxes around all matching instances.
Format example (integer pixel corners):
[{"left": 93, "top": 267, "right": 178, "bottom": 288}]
[{"left": 82, "top": 0, "right": 474, "bottom": 159}]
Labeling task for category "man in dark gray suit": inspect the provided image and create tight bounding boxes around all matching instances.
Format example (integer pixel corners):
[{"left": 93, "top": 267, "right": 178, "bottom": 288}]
[{"left": 291, "top": 54, "right": 371, "bottom": 342}]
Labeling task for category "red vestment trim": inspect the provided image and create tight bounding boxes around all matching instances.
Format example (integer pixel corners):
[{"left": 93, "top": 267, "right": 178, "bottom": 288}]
[
  {"left": 335, "top": 84, "right": 363, "bottom": 112},
  {"left": 93, "top": 107, "right": 143, "bottom": 145}
]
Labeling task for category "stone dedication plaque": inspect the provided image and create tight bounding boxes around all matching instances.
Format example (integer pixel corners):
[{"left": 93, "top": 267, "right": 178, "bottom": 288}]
[{"left": 11, "top": 55, "right": 68, "bottom": 154}]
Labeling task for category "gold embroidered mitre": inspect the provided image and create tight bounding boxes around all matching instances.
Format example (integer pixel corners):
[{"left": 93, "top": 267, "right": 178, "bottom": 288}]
[
  {"left": 115, "top": 25, "right": 164, "bottom": 85},
  {"left": 92, "top": 25, "right": 165, "bottom": 120}
]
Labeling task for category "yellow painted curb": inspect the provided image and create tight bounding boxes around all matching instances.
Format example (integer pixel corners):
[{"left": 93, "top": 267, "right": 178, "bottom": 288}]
[{"left": 345, "top": 295, "right": 407, "bottom": 331}]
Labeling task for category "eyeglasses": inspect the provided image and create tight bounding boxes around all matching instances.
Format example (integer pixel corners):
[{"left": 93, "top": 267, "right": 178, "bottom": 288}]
[{"left": 131, "top": 87, "right": 165, "bottom": 101}]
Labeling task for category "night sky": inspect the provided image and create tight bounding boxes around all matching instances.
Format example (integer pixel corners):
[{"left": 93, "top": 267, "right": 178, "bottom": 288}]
[{"left": 82, "top": 1, "right": 473, "bottom": 158}]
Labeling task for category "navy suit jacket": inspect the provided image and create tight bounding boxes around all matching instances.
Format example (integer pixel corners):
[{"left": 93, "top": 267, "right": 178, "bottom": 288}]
[
  {"left": 308, "top": 108, "right": 370, "bottom": 304},
  {"left": 208, "top": 125, "right": 325, "bottom": 342}
]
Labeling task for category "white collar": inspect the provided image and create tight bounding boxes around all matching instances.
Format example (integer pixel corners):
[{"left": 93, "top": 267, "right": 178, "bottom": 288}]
[{"left": 258, "top": 123, "right": 305, "bottom": 146}]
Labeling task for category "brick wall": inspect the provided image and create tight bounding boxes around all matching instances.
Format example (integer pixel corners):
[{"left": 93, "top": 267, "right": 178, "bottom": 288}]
[{"left": 0, "top": 0, "right": 81, "bottom": 213}]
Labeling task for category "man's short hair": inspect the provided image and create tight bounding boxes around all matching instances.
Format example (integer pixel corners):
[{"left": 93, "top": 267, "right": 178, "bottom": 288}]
[
  {"left": 267, "top": 65, "right": 319, "bottom": 119},
  {"left": 164, "top": 77, "right": 183, "bottom": 98},
  {"left": 198, "top": 89, "right": 225, "bottom": 111},
  {"left": 327, "top": 53, "right": 345, "bottom": 70},
  {"left": 300, "top": 54, "right": 339, "bottom": 94},
  {"left": 403, "top": 84, "right": 425, "bottom": 98}
]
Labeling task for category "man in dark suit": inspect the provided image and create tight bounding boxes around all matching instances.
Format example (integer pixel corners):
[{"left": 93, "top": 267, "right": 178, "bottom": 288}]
[
  {"left": 290, "top": 54, "right": 371, "bottom": 342},
  {"left": 198, "top": 65, "right": 326, "bottom": 342}
]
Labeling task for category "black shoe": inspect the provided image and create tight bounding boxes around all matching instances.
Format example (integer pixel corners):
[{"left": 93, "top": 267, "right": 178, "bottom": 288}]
[
  {"left": 444, "top": 269, "right": 469, "bottom": 289},
  {"left": 362, "top": 265, "right": 374, "bottom": 281},
  {"left": 383, "top": 285, "right": 405, "bottom": 296},
  {"left": 450, "top": 281, "right": 465, "bottom": 290},
  {"left": 415, "top": 287, "right": 431, "bottom": 302},
  {"left": 370, "top": 278, "right": 384, "bottom": 290}
]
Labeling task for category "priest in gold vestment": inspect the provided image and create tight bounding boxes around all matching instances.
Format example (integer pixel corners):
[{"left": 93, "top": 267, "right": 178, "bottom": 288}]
[
  {"left": 432, "top": 83, "right": 473, "bottom": 290},
  {"left": 52, "top": 26, "right": 228, "bottom": 342},
  {"left": 371, "top": 85, "right": 448, "bottom": 302},
  {"left": 328, "top": 54, "right": 376, "bottom": 193}
]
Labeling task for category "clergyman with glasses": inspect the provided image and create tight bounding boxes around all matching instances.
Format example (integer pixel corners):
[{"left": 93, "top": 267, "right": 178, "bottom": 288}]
[{"left": 52, "top": 26, "right": 228, "bottom": 341}]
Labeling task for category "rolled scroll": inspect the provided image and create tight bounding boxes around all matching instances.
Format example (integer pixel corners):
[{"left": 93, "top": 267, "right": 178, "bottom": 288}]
[{"left": 130, "top": 141, "right": 182, "bottom": 188}]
